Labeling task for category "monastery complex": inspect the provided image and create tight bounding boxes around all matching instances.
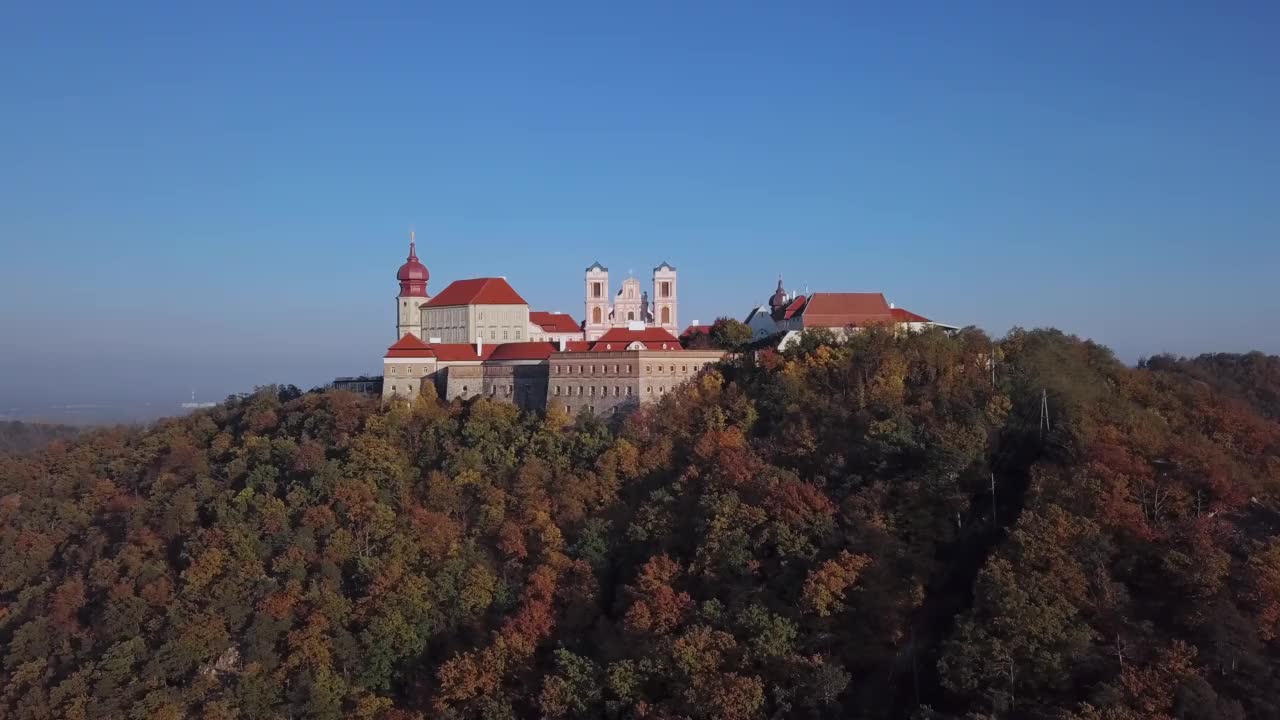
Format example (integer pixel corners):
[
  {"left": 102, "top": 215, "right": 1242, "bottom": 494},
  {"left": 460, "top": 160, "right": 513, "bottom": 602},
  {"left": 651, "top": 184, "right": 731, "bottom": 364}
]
[
  {"left": 363, "top": 235, "right": 951, "bottom": 416},
  {"left": 381, "top": 236, "right": 720, "bottom": 415}
]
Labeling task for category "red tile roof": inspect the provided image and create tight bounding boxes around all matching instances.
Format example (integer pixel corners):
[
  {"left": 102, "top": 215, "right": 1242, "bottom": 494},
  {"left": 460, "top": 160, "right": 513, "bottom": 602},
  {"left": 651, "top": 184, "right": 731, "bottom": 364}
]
[
  {"left": 590, "top": 327, "right": 683, "bottom": 352},
  {"left": 385, "top": 334, "right": 437, "bottom": 358},
  {"left": 780, "top": 295, "right": 807, "bottom": 320},
  {"left": 680, "top": 324, "right": 712, "bottom": 338},
  {"left": 425, "top": 277, "right": 527, "bottom": 307},
  {"left": 800, "top": 293, "right": 893, "bottom": 328},
  {"left": 891, "top": 307, "right": 931, "bottom": 323},
  {"left": 488, "top": 342, "right": 559, "bottom": 361},
  {"left": 529, "top": 311, "right": 582, "bottom": 334}
]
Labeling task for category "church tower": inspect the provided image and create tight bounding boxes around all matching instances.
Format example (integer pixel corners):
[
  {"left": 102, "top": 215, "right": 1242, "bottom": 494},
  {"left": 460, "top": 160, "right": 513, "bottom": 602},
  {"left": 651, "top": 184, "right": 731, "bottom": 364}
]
[
  {"left": 652, "top": 261, "right": 677, "bottom": 333},
  {"left": 584, "top": 261, "right": 610, "bottom": 340},
  {"left": 396, "top": 232, "right": 430, "bottom": 339}
]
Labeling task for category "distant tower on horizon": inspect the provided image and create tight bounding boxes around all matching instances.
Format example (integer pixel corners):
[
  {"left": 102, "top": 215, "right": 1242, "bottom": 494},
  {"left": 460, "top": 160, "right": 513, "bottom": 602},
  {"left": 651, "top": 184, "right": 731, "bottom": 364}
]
[{"left": 396, "top": 231, "right": 430, "bottom": 339}]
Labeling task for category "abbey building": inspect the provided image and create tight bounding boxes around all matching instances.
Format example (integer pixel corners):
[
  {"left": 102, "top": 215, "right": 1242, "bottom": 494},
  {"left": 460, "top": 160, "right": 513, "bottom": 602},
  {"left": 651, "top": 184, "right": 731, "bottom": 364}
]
[{"left": 384, "top": 237, "right": 719, "bottom": 414}]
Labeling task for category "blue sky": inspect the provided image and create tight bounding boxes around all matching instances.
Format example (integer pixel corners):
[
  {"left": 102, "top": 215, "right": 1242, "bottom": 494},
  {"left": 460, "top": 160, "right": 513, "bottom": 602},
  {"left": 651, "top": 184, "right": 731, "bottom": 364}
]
[{"left": 2, "top": 2, "right": 1278, "bottom": 420}]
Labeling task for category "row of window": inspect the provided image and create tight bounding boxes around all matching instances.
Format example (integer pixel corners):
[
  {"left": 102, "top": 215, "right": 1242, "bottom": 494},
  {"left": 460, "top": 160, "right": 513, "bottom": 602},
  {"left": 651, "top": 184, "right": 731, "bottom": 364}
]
[
  {"left": 554, "top": 363, "right": 700, "bottom": 375},
  {"left": 555, "top": 385, "right": 634, "bottom": 397},
  {"left": 554, "top": 385, "right": 670, "bottom": 397},
  {"left": 556, "top": 363, "right": 632, "bottom": 375}
]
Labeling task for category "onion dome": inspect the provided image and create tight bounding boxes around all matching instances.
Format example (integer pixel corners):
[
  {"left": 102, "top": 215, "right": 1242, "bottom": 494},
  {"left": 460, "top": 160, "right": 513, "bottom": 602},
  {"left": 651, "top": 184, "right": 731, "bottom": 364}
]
[
  {"left": 397, "top": 237, "right": 429, "bottom": 297},
  {"left": 769, "top": 276, "right": 787, "bottom": 310}
]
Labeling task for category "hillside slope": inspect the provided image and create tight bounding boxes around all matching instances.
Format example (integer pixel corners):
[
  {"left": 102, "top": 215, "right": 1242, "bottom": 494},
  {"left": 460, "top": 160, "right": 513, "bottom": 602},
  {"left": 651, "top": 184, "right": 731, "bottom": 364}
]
[{"left": 2, "top": 329, "right": 1278, "bottom": 720}]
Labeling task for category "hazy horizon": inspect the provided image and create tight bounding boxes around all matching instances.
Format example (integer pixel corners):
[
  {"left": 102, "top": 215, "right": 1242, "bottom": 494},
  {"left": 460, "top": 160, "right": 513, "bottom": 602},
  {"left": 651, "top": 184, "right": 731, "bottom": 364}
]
[{"left": 3, "top": 3, "right": 1278, "bottom": 423}]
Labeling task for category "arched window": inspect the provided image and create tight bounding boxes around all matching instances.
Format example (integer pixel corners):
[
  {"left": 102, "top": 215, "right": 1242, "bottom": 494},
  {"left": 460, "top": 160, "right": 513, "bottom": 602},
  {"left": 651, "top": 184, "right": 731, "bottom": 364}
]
[
  {"left": 592, "top": 307, "right": 602, "bottom": 323},
  {"left": 661, "top": 306, "right": 671, "bottom": 324},
  {"left": 628, "top": 311, "right": 635, "bottom": 320}
]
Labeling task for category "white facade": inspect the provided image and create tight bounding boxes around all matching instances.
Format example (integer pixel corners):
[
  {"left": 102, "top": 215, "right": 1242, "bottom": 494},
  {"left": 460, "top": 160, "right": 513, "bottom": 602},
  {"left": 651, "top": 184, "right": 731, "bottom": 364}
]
[
  {"left": 422, "top": 303, "right": 530, "bottom": 344},
  {"left": 583, "top": 261, "right": 679, "bottom": 340}
]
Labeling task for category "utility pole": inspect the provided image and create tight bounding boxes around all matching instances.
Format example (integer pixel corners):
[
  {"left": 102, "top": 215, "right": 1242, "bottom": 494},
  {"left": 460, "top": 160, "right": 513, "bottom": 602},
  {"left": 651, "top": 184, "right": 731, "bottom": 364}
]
[
  {"left": 1039, "top": 389, "right": 1051, "bottom": 440},
  {"left": 991, "top": 472, "right": 998, "bottom": 526},
  {"left": 990, "top": 341, "right": 996, "bottom": 386}
]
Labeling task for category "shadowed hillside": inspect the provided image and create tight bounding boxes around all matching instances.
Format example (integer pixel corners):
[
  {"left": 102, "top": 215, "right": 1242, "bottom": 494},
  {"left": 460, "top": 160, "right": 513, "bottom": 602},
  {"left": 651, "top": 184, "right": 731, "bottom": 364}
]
[{"left": 2, "top": 329, "right": 1278, "bottom": 719}]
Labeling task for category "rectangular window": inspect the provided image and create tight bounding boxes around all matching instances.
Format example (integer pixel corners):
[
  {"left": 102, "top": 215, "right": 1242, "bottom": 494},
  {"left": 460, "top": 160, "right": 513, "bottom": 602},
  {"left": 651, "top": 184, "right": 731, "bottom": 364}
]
[
  {"left": 555, "top": 387, "right": 560, "bottom": 396},
  {"left": 478, "top": 311, "right": 484, "bottom": 320},
  {"left": 661, "top": 281, "right": 670, "bottom": 297},
  {"left": 589, "top": 386, "right": 594, "bottom": 396},
  {"left": 515, "top": 330, "right": 521, "bottom": 340},
  {"left": 627, "top": 386, "right": 633, "bottom": 395},
  {"left": 490, "top": 330, "right": 495, "bottom": 340},
  {"left": 503, "top": 330, "right": 509, "bottom": 340},
  {"left": 592, "top": 282, "right": 601, "bottom": 298}
]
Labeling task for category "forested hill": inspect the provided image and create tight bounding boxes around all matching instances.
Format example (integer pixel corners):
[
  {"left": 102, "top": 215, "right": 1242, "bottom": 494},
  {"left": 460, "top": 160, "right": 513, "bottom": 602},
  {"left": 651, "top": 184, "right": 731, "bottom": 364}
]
[
  {"left": 2, "top": 329, "right": 1279, "bottom": 720},
  {"left": 0, "top": 420, "right": 80, "bottom": 456}
]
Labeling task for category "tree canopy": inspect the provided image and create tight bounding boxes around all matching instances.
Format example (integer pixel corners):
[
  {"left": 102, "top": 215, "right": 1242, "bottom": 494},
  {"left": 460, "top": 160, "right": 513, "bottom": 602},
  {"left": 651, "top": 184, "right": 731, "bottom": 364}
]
[{"left": 2, "top": 328, "right": 1279, "bottom": 719}]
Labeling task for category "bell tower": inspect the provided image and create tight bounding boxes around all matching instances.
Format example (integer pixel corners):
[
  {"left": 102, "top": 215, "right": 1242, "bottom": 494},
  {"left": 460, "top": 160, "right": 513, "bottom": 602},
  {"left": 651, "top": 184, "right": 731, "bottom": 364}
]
[
  {"left": 585, "top": 261, "right": 610, "bottom": 340},
  {"left": 396, "top": 231, "right": 430, "bottom": 339},
  {"left": 652, "top": 261, "right": 677, "bottom": 332}
]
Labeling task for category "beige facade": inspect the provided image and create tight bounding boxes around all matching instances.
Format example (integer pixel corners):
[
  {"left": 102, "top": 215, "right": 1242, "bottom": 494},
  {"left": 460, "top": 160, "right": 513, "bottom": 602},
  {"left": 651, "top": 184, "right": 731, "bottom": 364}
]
[
  {"left": 439, "top": 362, "right": 549, "bottom": 411},
  {"left": 547, "top": 350, "right": 721, "bottom": 417},
  {"left": 421, "top": 303, "right": 531, "bottom": 344},
  {"left": 383, "top": 345, "right": 724, "bottom": 418},
  {"left": 383, "top": 358, "right": 436, "bottom": 399}
]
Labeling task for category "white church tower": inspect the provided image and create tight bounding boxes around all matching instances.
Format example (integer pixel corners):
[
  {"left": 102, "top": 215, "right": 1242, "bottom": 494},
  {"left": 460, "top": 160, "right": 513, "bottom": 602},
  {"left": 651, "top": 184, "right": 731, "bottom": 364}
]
[
  {"left": 584, "top": 261, "right": 610, "bottom": 340},
  {"left": 652, "top": 261, "right": 678, "bottom": 333}
]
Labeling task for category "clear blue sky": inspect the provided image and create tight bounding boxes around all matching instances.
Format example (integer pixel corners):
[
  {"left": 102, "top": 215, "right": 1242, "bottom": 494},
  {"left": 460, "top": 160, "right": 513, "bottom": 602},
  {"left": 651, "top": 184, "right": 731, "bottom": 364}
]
[{"left": 2, "top": 2, "right": 1278, "bottom": 421}]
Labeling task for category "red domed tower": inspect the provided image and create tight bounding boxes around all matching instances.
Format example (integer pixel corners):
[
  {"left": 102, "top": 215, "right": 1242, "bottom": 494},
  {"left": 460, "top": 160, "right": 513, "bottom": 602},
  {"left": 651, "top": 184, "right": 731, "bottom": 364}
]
[
  {"left": 769, "top": 276, "right": 787, "bottom": 312},
  {"left": 396, "top": 232, "right": 430, "bottom": 339}
]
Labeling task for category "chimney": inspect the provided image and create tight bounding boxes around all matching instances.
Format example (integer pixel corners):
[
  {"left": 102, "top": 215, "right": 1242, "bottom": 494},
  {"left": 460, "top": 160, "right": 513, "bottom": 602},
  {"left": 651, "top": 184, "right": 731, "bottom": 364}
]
[
  {"left": 691, "top": 319, "right": 699, "bottom": 326},
  {"left": 889, "top": 302, "right": 895, "bottom": 309},
  {"left": 558, "top": 337, "right": 567, "bottom": 352},
  {"left": 476, "top": 335, "right": 483, "bottom": 356}
]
